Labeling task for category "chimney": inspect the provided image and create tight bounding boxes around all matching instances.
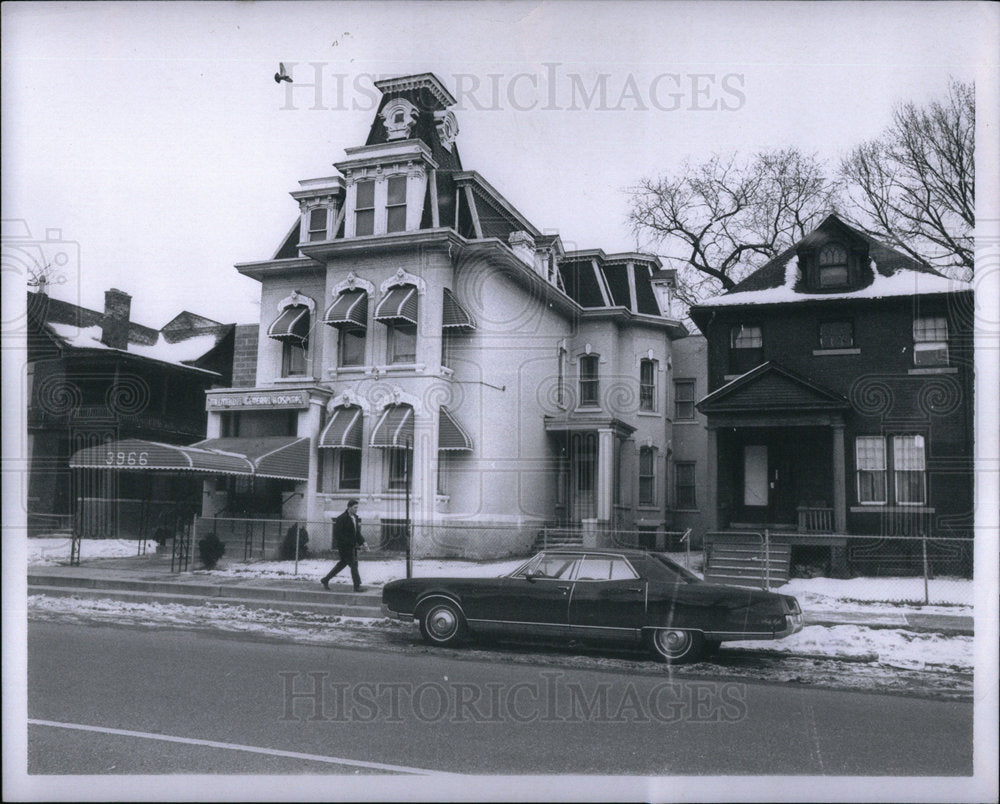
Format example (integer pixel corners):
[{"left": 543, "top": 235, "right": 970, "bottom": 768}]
[
  {"left": 508, "top": 230, "right": 536, "bottom": 269},
  {"left": 101, "top": 288, "right": 132, "bottom": 350}
]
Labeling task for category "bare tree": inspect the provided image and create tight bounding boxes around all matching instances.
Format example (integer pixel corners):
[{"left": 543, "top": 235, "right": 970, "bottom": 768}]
[
  {"left": 841, "top": 80, "right": 974, "bottom": 276},
  {"left": 628, "top": 148, "right": 839, "bottom": 305}
]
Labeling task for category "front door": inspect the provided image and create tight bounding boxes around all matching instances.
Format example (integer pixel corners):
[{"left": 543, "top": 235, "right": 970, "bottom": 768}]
[{"left": 768, "top": 441, "right": 798, "bottom": 524}]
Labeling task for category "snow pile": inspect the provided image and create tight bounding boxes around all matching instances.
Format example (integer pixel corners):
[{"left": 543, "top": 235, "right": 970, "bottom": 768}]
[
  {"left": 777, "top": 576, "right": 973, "bottom": 615},
  {"left": 727, "top": 624, "right": 973, "bottom": 672},
  {"left": 210, "top": 557, "right": 527, "bottom": 585}
]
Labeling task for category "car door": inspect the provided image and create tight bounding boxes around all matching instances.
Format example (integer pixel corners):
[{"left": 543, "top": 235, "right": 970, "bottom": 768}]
[
  {"left": 568, "top": 555, "right": 645, "bottom": 642},
  {"left": 489, "top": 552, "right": 582, "bottom": 637}
]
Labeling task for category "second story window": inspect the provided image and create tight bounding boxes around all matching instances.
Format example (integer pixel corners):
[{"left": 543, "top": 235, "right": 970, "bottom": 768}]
[
  {"left": 338, "top": 329, "right": 365, "bottom": 367},
  {"left": 387, "top": 322, "right": 417, "bottom": 364},
  {"left": 819, "top": 321, "right": 854, "bottom": 349},
  {"left": 355, "top": 180, "right": 375, "bottom": 236},
  {"left": 386, "top": 176, "right": 407, "bottom": 233},
  {"left": 639, "top": 359, "right": 656, "bottom": 412},
  {"left": 913, "top": 316, "right": 949, "bottom": 366},
  {"left": 579, "top": 355, "right": 599, "bottom": 407},
  {"left": 674, "top": 379, "right": 696, "bottom": 420},
  {"left": 308, "top": 208, "right": 328, "bottom": 242},
  {"left": 557, "top": 346, "right": 567, "bottom": 406},
  {"left": 818, "top": 244, "right": 849, "bottom": 288},
  {"left": 729, "top": 324, "right": 763, "bottom": 375}
]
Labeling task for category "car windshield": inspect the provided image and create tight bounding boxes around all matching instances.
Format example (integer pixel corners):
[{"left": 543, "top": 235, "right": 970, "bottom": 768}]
[{"left": 630, "top": 553, "right": 701, "bottom": 584}]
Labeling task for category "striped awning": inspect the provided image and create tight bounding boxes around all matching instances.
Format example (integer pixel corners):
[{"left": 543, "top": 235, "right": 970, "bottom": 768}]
[
  {"left": 370, "top": 404, "right": 414, "bottom": 448},
  {"left": 267, "top": 305, "right": 310, "bottom": 345},
  {"left": 319, "top": 406, "right": 363, "bottom": 449},
  {"left": 192, "top": 437, "right": 311, "bottom": 481},
  {"left": 324, "top": 289, "right": 368, "bottom": 330},
  {"left": 69, "top": 438, "right": 254, "bottom": 475},
  {"left": 438, "top": 407, "right": 473, "bottom": 452},
  {"left": 442, "top": 288, "right": 476, "bottom": 330},
  {"left": 374, "top": 285, "right": 418, "bottom": 325}
]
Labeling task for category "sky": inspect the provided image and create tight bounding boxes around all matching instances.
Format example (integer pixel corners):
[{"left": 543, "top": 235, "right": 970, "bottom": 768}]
[{"left": 2, "top": 1, "right": 997, "bottom": 328}]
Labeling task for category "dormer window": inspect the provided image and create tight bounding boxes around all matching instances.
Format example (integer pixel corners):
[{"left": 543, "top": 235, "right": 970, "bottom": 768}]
[
  {"left": 818, "top": 244, "right": 849, "bottom": 288},
  {"left": 355, "top": 180, "right": 375, "bottom": 237},
  {"left": 380, "top": 97, "right": 418, "bottom": 141},
  {"left": 386, "top": 176, "right": 407, "bottom": 233},
  {"left": 307, "top": 208, "right": 328, "bottom": 242}
]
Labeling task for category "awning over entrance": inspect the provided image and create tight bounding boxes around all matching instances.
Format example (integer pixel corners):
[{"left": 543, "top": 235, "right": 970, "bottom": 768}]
[
  {"left": 319, "top": 406, "right": 363, "bottom": 449},
  {"left": 438, "top": 407, "right": 473, "bottom": 451},
  {"left": 70, "top": 438, "right": 254, "bottom": 475},
  {"left": 70, "top": 436, "right": 310, "bottom": 481},
  {"left": 267, "top": 305, "right": 310, "bottom": 345},
  {"left": 323, "top": 289, "right": 368, "bottom": 330},
  {"left": 374, "top": 285, "right": 418, "bottom": 325},
  {"left": 370, "top": 404, "right": 414, "bottom": 448},
  {"left": 442, "top": 288, "right": 476, "bottom": 330}
]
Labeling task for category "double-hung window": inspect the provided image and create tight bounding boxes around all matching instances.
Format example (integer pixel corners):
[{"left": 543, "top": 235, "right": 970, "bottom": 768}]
[
  {"left": 308, "top": 208, "right": 328, "bottom": 242},
  {"left": 674, "top": 462, "right": 697, "bottom": 509},
  {"left": 355, "top": 180, "right": 375, "bottom": 236},
  {"left": 893, "top": 435, "right": 926, "bottom": 505},
  {"left": 579, "top": 355, "right": 600, "bottom": 407},
  {"left": 818, "top": 244, "right": 849, "bottom": 288},
  {"left": 281, "top": 342, "right": 306, "bottom": 377},
  {"left": 729, "top": 324, "right": 763, "bottom": 374},
  {"left": 638, "top": 447, "right": 655, "bottom": 506},
  {"left": 674, "top": 379, "right": 696, "bottom": 420},
  {"left": 819, "top": 321, "right": 854, "bottom": 349},
  {"left": 855, "top": 436, "right": 887, "bottom": 504},
  {"left": 386, "top": 176, "right": 407, "bottom": 233},
  {"left": 913, "top": 316, "right": 949, "bottom": 367}
]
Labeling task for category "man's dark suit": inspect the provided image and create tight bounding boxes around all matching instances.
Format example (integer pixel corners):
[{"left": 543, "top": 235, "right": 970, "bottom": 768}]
[{"left": 322, "top": 508, "right": 365, "bottom": 590}]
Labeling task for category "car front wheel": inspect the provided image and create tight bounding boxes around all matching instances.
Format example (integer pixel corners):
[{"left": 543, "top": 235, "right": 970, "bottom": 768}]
[
  {"left": 417, "top": 599, "right": 467, "bottom": 647},
  {"left": 648, "top": 628, "right": 704, "bottom": 664}
]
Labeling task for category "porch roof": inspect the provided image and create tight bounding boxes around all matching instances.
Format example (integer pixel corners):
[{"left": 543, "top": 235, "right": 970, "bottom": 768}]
[{"left": 697, "top": 362, "right": 850, "bottom": 417}]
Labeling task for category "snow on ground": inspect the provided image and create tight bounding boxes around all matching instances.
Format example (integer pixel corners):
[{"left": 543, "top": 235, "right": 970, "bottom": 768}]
[
  {"left": 776, "top": 576, "right": 973, "bottom": 616},
  {"left": 28, "top": 537, "right": 159, "bottom": 566},
  {"left": 26, "top": 594, "right": 973, "bottom": 697}
]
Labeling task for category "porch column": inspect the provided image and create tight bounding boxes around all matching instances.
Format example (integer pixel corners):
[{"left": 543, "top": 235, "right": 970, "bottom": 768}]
[
  {"left": 706, "top": 427, "right": 718, "bottom": 531},
  {"left": 302, "top": 399, "right": 324, "bottom": 524},
  {"left": 596, "top": 428, "right": 615, "bottom": 523},
  {"left": 831, "top": 421, "right": 849, "bottom": 578},
  {"left": 831, "top": 422, "right": 847, "bottom": 532}
]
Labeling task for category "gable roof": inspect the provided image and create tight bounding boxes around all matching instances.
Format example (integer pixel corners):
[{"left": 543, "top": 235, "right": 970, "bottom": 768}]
[
  {"left": 697, "top": 361, "right": 850, "bottom": 415},
  {"left": 691, "top": 214, "right": 971, "bottom": 319}
]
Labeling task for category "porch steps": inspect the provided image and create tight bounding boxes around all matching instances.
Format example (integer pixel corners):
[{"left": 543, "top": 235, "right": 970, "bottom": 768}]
[
  {"left": 532, "top": 531, "right": 585, "bottom": 550},
  {"left": 703, "top": 535, "right": 792, "bottom": 587}
]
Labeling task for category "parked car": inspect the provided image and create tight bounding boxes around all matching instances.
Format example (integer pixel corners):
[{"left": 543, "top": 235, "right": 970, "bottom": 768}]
[{"left": 382, "top": 548, "right": 803, "bottom": 663}]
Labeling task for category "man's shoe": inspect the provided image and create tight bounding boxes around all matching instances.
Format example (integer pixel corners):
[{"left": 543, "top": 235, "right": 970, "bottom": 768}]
[{"left": 321, "top": 580, "right": 330, "bottom": 590}]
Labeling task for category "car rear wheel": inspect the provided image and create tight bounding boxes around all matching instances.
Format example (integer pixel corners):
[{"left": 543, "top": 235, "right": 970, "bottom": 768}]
[
  {"left": 648, "top": 628, "right": 704, "bottom": 664},
  {"left": 417, "top": 599, "right": 467, "bottom": 647}
]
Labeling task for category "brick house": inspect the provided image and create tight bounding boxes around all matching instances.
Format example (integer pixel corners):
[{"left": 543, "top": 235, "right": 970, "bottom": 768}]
[
  {"left": 27, "top": 288, "right": 242, "bottom": 536},
  {"left": 689, "top": 214, "right": 974, "bottom": 575}
]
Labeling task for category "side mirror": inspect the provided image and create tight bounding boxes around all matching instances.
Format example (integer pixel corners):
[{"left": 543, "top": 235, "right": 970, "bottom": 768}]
[{"left": 524, "top": 570, "right": 538, "bottom": 583}]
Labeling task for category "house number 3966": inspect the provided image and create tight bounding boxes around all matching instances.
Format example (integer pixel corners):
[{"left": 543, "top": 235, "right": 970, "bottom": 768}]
[{"left": 106, "top": 451, "right": 149, "bottom": 466}]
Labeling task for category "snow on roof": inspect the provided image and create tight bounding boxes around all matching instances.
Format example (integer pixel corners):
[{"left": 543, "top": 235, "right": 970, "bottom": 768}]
[
  {"left": 47, "top": 323, "right": 220, "bottom": 373},
  {"left": 698, "top": 262, "right": 972, "bottom": 308}
]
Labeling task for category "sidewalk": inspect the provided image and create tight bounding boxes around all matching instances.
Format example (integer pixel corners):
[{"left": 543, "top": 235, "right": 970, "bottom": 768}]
[{"left": 26, "top": 553, "right": 974, "bottom": 636}]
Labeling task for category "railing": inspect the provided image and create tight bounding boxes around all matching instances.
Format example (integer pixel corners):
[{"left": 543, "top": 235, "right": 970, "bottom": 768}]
[{"left": 797, "top": 506, "right": 834, "bottom": 533}]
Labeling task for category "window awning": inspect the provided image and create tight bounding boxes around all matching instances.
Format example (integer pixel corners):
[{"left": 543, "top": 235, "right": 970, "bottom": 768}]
[
  {"left": 70, "top": 437, "right": 311, "bottom": 481},
  {"left": 442, "top": 288, "right": 477, "bottom": 330},
  {"left": 374, "top": 285, "right": 418, "bottom": 325},
  {"left": 319, "top": 406, "right": 363, "bottom": 449},
  {"left": 323, "top": 289, "right": 368, "bottom": 330},
  {"left": 268, "top": 305, "right": 310, "bottom": 345},
  {"left": 370, "top": 405, "right": 414, "bottom": 448},
  {"left": 438, "top": 407, "right": 473, "bottom": 451},
  {"left": 191, "top": 437, "right": 311, "bottom": 480}
]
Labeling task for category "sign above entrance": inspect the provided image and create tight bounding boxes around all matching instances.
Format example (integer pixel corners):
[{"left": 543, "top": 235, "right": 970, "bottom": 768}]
[{"left": 207, "top": 390, "right": 309, "bottom": 411}]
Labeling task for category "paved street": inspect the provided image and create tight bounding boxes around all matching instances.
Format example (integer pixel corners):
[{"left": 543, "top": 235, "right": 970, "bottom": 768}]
[{"left": 28, "top": 621, "right": 972, "bottom": 776}]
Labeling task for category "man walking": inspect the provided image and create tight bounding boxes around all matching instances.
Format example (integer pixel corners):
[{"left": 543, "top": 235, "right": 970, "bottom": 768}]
[{"left": 321, "top": 499, "right": 365, "bottom": 592}]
